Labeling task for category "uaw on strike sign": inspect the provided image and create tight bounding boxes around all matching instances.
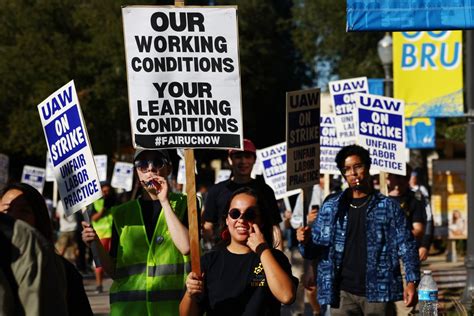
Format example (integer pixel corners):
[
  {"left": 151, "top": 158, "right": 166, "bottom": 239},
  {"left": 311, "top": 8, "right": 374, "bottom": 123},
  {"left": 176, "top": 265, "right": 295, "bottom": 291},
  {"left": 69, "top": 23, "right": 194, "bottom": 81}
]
[
  {"left": 328, "top": 77, "right": 368, "bottom": 146},
  {"left": 122, "top": 7, "right": 242, "bottom": 149},
  {"left": 38, "top": 81, "right": 102, "bottom": 215},
  {"left": 286, "top": 88, "right": 320, "bottom": 191},
  {"left": 354, "top": 93, "right": 406, "bottom": 176}
]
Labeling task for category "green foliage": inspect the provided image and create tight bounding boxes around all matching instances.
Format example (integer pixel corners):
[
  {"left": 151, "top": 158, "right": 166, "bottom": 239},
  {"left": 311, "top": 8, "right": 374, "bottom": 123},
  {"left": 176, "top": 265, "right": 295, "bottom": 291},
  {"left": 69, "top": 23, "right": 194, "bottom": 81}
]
[
  {"left": 292, "top": 0, "right": 385, "bottom": 86},
  {"left": 437, "top": 118, "right": 466, "bottom": 143},
  {"left": 0, "top": 0, "right": 157, "bottom": 161},
  {"left": 215, "top": 0, "right": 311, "bottom": 146}
]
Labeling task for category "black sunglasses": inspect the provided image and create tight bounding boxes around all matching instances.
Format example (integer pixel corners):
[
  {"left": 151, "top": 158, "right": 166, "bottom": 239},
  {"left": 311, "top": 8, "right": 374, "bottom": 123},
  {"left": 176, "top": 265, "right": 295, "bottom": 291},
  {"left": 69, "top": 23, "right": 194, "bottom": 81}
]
[
  {"left": 228, "top": 207, "right": 257, "bottom": 221},
  {"left": 134, "top": 158, "right": 167, "bottom": 172}
]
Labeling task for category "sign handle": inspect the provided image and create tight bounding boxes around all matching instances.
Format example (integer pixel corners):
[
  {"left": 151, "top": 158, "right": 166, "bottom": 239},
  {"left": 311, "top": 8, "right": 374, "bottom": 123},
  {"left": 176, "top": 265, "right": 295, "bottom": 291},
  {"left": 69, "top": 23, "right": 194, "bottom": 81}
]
[
  {"left": 302, "top": 186, "right": 312, "bottom": 227},
  {"left": 82, "top": 209, "right": 102, "bottom": 268},
  {"left": 379, "top": 171, "right": 387, "bottom": 195},
  {"left": 53, "top": 180, "right": 58, "bottom": 208},
  {"left": 184, "top": 149, "right": 201, "bottom": 275},
  {"left": 324, "top": 174, "right": 330, "bottom": 198}
]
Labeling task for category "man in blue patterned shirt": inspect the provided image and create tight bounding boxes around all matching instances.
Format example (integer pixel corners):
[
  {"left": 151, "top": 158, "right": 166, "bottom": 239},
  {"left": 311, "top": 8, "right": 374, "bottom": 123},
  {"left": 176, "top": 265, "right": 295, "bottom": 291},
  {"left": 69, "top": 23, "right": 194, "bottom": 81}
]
[{"left": 297, "top": 145, "right": 420, "bottom": 315}]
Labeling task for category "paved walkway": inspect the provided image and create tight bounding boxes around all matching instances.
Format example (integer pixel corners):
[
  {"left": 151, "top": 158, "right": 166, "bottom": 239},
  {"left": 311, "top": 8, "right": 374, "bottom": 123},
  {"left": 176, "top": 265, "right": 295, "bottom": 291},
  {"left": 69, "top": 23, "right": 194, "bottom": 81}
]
[
  {"left": 83, "top": 273, "right": 111, "bottom": 316},
  {"left": 84, "top": 252, "right": 468, "bottom": 315}
]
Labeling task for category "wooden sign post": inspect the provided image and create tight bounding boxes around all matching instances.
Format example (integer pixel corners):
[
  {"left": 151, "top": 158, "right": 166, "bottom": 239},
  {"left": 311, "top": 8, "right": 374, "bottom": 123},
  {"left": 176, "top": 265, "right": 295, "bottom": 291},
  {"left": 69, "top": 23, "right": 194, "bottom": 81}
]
[
  {"left": 324, "top": 173, "right": 330, "bottom": 197},
  {"left": 379, "top": 171, "right": 387, "bottom": 195},
  {"left": 184, "top": 148, "right": 201, "bottom": 274}
]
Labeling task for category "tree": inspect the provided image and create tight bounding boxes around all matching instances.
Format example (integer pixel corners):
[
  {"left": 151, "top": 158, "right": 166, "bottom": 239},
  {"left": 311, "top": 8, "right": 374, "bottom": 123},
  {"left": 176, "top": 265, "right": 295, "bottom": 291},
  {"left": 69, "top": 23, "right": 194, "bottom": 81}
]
[
  {"left": 214, "top": 0, "right": 311, "bottom": 149},
  {"left": 291, "top": 0, "right": 385, "bottom": 86},
  {"left": 0, "top": 1, "right": 158, "bottom": 174}
]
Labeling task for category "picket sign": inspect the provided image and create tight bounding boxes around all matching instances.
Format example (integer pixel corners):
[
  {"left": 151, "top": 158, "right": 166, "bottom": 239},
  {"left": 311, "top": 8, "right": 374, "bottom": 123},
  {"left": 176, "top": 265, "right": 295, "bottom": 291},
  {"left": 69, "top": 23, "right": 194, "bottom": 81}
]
[{"left": 122, "top": 1, "right": 243, "bottom": 275}]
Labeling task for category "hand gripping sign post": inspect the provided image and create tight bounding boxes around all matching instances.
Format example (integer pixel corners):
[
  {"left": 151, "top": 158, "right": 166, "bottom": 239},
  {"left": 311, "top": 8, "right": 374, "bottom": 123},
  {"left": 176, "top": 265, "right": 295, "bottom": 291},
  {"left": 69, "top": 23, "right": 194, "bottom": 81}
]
[
  {"left": 354, "top": 93, "right": 407, "bottom": 177},
  {"left": 122, "top": 2, "right": 242, "bottom": 275},
  {"left": 37, "top": 80, "right": 102, "bottom": 264},
  {"left": 286, "top": 88, "right": 320, "bottom": 227}
]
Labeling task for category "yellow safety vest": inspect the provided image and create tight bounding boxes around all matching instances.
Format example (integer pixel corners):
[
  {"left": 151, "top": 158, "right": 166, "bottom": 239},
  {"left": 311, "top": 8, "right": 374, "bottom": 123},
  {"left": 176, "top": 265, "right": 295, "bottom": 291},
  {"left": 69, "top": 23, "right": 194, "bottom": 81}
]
[
  {"left": 109, "top": 193, "right": 190, "bottom": 316},
  {"left": 91, "top": 198, "right": 113, "bottom": 239}
]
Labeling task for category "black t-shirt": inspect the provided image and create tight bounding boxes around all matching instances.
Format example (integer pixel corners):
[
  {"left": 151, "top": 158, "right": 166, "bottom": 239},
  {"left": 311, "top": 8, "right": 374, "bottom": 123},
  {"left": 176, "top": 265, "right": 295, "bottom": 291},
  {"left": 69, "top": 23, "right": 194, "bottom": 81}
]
[
  {"left": 197, "top": 247, "right": 298, "bottom": 315},
  {"left": 203, "top": 179, "right": 282, "bottom": 225},
  {"left": 340, "top": 195, "right": 370, "bottom": 296},
  {"left": 391, "top": 191, "right": 426, "bottom": 229}
]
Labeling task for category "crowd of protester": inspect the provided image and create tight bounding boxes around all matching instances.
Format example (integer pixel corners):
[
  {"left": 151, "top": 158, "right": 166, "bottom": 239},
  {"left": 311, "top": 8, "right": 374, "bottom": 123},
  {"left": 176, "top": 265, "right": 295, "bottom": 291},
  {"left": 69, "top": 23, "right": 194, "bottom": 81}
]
[{"left": 1, "top": 141, "right": 437, "bottom": 316}]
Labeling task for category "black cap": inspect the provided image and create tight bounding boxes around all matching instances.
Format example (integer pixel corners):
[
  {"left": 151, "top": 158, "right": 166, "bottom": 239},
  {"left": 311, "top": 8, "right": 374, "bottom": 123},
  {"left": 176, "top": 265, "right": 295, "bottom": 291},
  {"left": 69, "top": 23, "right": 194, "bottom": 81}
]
[{"left": 133, "top": 149, "right": 171, "bottom": 163}]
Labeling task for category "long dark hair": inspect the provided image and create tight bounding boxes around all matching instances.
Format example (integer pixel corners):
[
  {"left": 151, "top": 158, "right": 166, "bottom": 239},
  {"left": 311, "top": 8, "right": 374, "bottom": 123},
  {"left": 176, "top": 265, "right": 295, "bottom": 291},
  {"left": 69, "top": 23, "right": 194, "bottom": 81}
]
[
  {"left": 1, "top": 182, "right": 54, "bottom": 243},
  {"left": 216, "top": 187, "right": 275, "bottom": 249}
]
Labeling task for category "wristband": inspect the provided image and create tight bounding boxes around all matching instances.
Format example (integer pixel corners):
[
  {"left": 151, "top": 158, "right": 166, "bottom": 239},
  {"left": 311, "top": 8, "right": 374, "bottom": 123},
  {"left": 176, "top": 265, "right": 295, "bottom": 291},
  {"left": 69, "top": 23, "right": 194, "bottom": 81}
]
[{"left": 255, "top": 243, "right": 269, "bottom": 257}]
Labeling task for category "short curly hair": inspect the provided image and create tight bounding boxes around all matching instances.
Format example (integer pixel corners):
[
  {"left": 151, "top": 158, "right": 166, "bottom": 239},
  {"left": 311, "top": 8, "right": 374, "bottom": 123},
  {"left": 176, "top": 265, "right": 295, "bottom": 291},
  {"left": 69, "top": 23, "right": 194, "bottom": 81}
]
[{"left": 335, "top": 145, "right": 371, "bottom": 171}]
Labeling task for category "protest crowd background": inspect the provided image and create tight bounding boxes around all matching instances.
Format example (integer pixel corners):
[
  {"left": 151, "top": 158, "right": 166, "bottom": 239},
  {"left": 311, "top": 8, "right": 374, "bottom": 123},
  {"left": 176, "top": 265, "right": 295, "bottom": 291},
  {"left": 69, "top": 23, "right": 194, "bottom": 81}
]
[{"left": 0, "top": 1, "right": 472, "bottom": 316}]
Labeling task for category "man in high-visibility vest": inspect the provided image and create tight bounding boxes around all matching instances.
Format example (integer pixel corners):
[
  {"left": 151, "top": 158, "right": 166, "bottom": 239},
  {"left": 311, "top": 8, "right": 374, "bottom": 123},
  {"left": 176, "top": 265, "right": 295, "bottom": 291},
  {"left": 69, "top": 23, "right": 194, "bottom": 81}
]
[
  {"left": 82, "top": 149, "right": 190, "bottom": 315},
  {"left": 90, "top": 182, "right": 116, "bottom": 293}
]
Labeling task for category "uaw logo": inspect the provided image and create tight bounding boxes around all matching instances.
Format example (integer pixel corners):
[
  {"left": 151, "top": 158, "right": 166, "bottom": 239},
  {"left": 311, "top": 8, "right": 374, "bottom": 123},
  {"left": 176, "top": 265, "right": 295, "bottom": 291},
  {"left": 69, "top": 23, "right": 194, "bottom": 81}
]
[{"left": 250, "top": 263, "right": 266, "bottom": 287}]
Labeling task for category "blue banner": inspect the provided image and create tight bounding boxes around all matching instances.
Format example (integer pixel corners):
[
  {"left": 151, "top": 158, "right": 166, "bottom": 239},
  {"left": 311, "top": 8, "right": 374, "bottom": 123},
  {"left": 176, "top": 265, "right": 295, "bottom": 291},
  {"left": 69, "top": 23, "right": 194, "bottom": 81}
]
[
  {"left": 405, "top": 117, "right": 436, "bottom": 148},
  {"left": 347, "top": 0, "right": 474, "bottom": 31}
]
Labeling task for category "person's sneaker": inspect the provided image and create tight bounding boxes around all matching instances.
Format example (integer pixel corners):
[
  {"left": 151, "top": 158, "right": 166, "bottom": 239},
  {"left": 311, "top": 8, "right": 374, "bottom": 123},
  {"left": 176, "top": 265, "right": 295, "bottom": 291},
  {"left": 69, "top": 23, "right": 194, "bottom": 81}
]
[{"left": 95, "top": 285, "right": 103, "bottom": 294}]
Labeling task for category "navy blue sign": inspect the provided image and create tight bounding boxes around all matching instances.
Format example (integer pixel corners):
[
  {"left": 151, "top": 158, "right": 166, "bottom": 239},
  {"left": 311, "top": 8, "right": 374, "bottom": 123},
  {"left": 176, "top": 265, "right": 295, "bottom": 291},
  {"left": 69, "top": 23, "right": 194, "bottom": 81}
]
[
  {"left": 262, "top": 156, "right": 287, "bottom": 176},
  {"left": 44, "top": 105, "right": 87, "bottom": 166},
  {"left": 358, "top": 108, "right": 403, "bottom": 141}
]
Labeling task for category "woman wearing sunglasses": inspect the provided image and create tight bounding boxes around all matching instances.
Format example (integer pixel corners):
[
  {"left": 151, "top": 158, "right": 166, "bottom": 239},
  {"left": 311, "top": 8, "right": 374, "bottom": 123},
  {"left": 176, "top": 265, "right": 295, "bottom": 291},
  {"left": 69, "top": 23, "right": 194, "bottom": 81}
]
[
  {"left": 82, "top": 149, "right": 190, "bottom": 316},
  {"left": 180, "top": 187, "right": 298, "bottom": 316}
]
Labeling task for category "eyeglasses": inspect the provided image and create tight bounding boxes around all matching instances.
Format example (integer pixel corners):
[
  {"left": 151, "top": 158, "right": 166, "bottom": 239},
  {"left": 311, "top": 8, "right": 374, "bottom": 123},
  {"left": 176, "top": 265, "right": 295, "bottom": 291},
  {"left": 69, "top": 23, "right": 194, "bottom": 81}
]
[
  {"left": 134, "top": 159, "right": 167, "bottom": 172},
  {"left": 341, "top": 163, "right": 365, "bottom": 176},
  {"left": 228, "top": 207, "right": 257, "bottom": 221}
]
